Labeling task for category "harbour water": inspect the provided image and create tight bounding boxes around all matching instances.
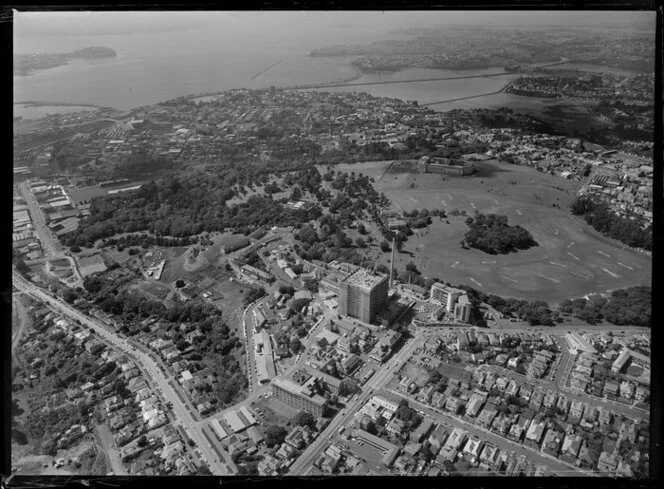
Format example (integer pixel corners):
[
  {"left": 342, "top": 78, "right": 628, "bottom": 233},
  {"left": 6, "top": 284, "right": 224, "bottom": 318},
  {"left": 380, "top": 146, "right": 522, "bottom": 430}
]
[
  {"left": 14, "top": 13, "right": 398, "bottom": 111},
  {"left": 14, "top": 13, "right": 647, "bottom": 114}
]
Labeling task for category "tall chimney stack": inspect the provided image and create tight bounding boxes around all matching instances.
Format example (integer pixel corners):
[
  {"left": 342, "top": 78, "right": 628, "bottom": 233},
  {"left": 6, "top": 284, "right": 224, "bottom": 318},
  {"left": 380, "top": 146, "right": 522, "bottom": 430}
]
[{"left": 389, "top": 236, "right": 396, "bottom": 288}]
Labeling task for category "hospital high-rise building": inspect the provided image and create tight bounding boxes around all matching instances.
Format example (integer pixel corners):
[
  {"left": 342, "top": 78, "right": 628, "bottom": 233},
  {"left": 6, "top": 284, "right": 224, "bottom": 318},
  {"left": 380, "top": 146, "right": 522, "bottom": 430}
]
[{"left": 339, "top": 269, "right": 389, "bottom": 324}]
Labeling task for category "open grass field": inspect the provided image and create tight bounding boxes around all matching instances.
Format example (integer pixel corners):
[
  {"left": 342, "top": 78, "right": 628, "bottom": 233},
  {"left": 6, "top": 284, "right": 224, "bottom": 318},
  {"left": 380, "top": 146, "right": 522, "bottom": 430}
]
[
  {"left": 103, "top": 247, "right": 135, "bottom": 266},
  {"left": 337, "top": 160, "right": 652, "bottom": 305},
  {"left": 436, "top": 362, "right": 473, "bottom": 383},
  {"left": 157, "top": 238, "right": 247, "bottom": 334},
  {"left": 403, "top": 363, "right": 431, "bottom": 387},
  {"left": 131, "top": 280, "right": 172, "bottom": 301},
  {"left": 252, "top": 397, "right": 298, "bottom": 429}
]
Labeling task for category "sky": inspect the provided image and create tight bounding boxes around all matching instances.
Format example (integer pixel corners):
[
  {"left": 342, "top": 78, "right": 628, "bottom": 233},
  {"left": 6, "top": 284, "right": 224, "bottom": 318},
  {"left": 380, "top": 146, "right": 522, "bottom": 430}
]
[{"left": 14, "top": 10, "right": 655, "bottom": 39}]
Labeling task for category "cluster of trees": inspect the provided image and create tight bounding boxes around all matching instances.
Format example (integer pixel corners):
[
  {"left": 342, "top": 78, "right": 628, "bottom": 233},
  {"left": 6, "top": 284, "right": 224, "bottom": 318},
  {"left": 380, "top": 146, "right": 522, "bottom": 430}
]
[
  {"left": 215, "top": 373, "right": 247, "bottom": 405},
  {"left": 265, "top": 425, "right": 288, "bottom": 448},
  {"left": 570, "top": 196, "right": 652, "bottom": 250},
  {"left": 243, "top": 286, "right": 266, "bottom": 306},
  {"left": 282, "top": 167, "right": 323, "bottom": 196},
  {"left": 293, "top": 411, "right": 316, "bottom": 430},
  {"left": 462, "top": 213, "right": 538, "bottom": 254},
  {"left": 558, "top": 286, "right": 651, "bottom": 327},
  {"left": 25, "top": 403, "right": 88, "bottom": 456},
  {"left": 393, "top": 399, "right": 422, "bottom": 436},
  {"left": 62, "top": 170, "right": 323, "bottom": 248},
  {"left": 295, "top": 214, "right": 363, "bottom": 265},
  {"left": 12, "top": 249, "right": 31, "bottom": 276},
  {"left": 484, "top": 293, "right": 558, "bottom": 326},
  {"left": 100, "top": 233, "right": 197, "bottom": 251}
]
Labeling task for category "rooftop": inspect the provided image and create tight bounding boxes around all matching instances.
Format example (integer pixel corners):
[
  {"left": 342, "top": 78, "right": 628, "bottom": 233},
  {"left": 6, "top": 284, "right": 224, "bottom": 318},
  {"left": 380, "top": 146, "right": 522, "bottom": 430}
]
[{"left": 344, "top": 269, "right": 388, "bottom": 292}]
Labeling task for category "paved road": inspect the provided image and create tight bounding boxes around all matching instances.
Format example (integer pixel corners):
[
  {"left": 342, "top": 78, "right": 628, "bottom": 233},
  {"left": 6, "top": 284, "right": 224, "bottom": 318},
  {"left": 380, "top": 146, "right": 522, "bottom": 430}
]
[
  {"left": 94, "top": 423, "right": 128, "bottom": 476},
  {"left": 242, "top": 300, "right": 263, "bottom": 392},
  {"left": 12, "top": 272, "right": 231, "bottom": 475},
  {"left": 392, "top": 391, "right": 595, "bottom": 476},
  {"left": 18, "top": 182, "right": 62, "bottom": 258},
  {"left": 288, "top": 335, "right": 420, "bottom": 474}
]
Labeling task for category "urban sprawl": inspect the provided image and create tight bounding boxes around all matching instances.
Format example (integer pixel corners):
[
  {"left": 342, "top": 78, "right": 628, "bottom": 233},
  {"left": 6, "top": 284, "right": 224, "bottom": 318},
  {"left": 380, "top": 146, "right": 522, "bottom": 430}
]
[{"left": 12, "top": 31, "right": 653, "bottom": 479}]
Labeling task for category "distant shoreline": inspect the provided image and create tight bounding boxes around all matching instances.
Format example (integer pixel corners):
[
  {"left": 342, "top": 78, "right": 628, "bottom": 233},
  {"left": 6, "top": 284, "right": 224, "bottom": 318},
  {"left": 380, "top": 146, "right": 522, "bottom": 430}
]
[
  {"left": 13, "top": 46, "right": 117, "bottom": 77},
  {"left": 15, "top": 101, "right": 110, "bottom": 109}
]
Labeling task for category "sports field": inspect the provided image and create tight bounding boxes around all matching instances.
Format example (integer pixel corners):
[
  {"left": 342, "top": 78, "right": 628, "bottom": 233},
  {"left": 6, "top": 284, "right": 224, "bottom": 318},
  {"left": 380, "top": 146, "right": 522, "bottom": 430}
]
[{"left": 337, "top": 160, "right": 652, "bottom": 304}]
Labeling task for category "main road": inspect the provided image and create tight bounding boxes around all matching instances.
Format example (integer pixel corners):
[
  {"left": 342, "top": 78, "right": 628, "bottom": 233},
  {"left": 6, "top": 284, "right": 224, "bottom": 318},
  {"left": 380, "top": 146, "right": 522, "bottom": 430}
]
[
  {"left": 288, "top": 333, "right": 421, "bottom": 474},
  {"left": 12, "top": 271, "right": 232, "bottom": 475},
  {"left": 18, "top": 182, "right": 63, "bottom": 259}
]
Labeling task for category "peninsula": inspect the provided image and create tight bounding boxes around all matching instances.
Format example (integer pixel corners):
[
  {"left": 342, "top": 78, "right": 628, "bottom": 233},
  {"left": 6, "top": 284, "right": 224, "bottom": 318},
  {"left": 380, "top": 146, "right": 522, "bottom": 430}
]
[{"left": 14, "top": 46, "right": 117, "bottom": 76}]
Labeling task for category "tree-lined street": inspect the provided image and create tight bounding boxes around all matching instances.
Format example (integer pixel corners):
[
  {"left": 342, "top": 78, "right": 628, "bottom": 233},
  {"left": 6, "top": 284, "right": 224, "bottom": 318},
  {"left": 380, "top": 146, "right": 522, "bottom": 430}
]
[{"left": 12, "top": 271, "right": 232, "bottom": 475}]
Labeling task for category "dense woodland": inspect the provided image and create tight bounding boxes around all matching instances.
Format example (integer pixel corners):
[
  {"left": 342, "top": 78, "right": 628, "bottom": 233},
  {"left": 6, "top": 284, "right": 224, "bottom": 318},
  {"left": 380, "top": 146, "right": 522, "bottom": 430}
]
[
  {"left": 558, "top": 286, "right": 651, "bottom": 327},
  {"left": 62, "top": 168, "right": 324, "bottom": 248},
  {"left": 461, "top": 213, "right": 538, "bottom": 254},
  {"left": 570, "top": 196, "right": 652, "bottom": 251}
]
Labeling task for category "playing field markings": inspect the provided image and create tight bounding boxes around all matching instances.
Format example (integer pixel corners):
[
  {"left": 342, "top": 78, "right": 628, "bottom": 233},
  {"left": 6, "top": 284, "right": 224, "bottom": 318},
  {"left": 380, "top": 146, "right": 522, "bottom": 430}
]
[
  {"left": 617, "top": 262, "right": 634, "bottom": 270},
  {"left": 567, "top": 252, "right": 580, "bottom": 261},
  {"left": 516, "top": 209, "right": 522, "bottom": 215},
  {"left": 549, "top": 262, "right": 568, "bottom": 268},
  {"left": 468, "top": 277, "right": 483, "bottom": 287},
  {"left": 501, "top": 275, "right": 519, "bottom": 284},
  {"left": 494, "top": 199, "right": 499, "bottom": 206},
  {"left": 408, "top": 196, "right": 418, "bottom": 203},
  {"left": 597, "top": 250, "right": 611, "bottom": 258},
  {"left": 450, "top": 261, "right": 460, "bottom": 268},
  {"left": 536, "top": 273, "right": 561, "bottom": 283},
  {"left": 481, "top": 260, "right": 497, "bottom": 264},
  {"left": 601, "top": 267, "right": 619, "bottom": 278},
  {"left": 569, "top": 270, "right": 590, "bottom": 280}
]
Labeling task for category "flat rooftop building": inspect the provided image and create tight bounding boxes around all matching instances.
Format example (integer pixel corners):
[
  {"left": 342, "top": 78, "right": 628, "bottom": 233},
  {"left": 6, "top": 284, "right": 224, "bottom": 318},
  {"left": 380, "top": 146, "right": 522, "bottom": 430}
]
[
  {"left": 271, "top": 378, "right": 328, "bottom": 417},
  {"left": 339, "top": 268, "right": 388, "bottom": 324},
  {"left": 430, "top": 283, "right": 466, "bottom": 310}
]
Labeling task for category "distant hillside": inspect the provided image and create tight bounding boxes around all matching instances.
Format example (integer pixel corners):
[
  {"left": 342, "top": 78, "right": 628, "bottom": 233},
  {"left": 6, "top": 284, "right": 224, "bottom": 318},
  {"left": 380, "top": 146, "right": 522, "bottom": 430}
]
[{"left": 14, "top": 46, "right": 117, "bottom": 76}]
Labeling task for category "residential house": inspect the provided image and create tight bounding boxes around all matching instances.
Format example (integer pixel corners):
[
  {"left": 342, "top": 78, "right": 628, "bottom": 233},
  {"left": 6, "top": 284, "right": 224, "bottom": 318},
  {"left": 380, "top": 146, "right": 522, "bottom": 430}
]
[
  {"left": 462, "top": 437, "right": 484, "bottom": 464},
  {"left": 275, "top": 442, "right": 297, "bottom": 461},
  {"left": 568, "top": 400, "right": 586, "bottom": 421},
  {"left": 386, "top": 416, "right": 407, "bottom": 437},
  {"left": 604, "top": 381, "right": 620, "bottom": 397},
  {"left": 541, "top": 429, "right": 563, "bottom": 457},
  {"left": 525, "top": 421, "right": 546, "bottom": 448},
  {"left": 465, "top": 393, "right": 486, "bottom": 418},
  {"left": 505, "top": 380, "right": 520, "bottom": 397},
  {"left": 620, "top": 381, "right": 635, "bottom": 399},
  {"left": 479, "top": 444, "right": 500, "bottom": 470},
  {"left": 477, "top": 407, "right": 498, "bottom": 429},
  {"left": 409, "top": 417, "right": 434, "bottom": 443},
  {"left": 560, "top": 433, "right": 583, "bottom": 464},
  {"left": 597, "top": 451, "right": 619, "bottom": 472}
]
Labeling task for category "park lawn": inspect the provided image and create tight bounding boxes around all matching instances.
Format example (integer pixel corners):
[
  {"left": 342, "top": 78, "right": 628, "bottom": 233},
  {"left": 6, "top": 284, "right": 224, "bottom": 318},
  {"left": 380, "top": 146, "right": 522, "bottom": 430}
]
[
  {"left": 337, "top": 159, "right": 651, "bottom": 304},
  {"left": 157, "top": 246, "right": 193, "bottom": 284},
  {"left": 132, "top": 280, "right": 172, "bottom": 301}
]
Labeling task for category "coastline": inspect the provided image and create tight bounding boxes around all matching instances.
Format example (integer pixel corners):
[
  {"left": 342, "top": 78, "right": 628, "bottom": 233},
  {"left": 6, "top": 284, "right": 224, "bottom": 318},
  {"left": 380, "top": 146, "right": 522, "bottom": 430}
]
[{"left": 15, "top": 101, "right": 111, "bottom": 109}]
